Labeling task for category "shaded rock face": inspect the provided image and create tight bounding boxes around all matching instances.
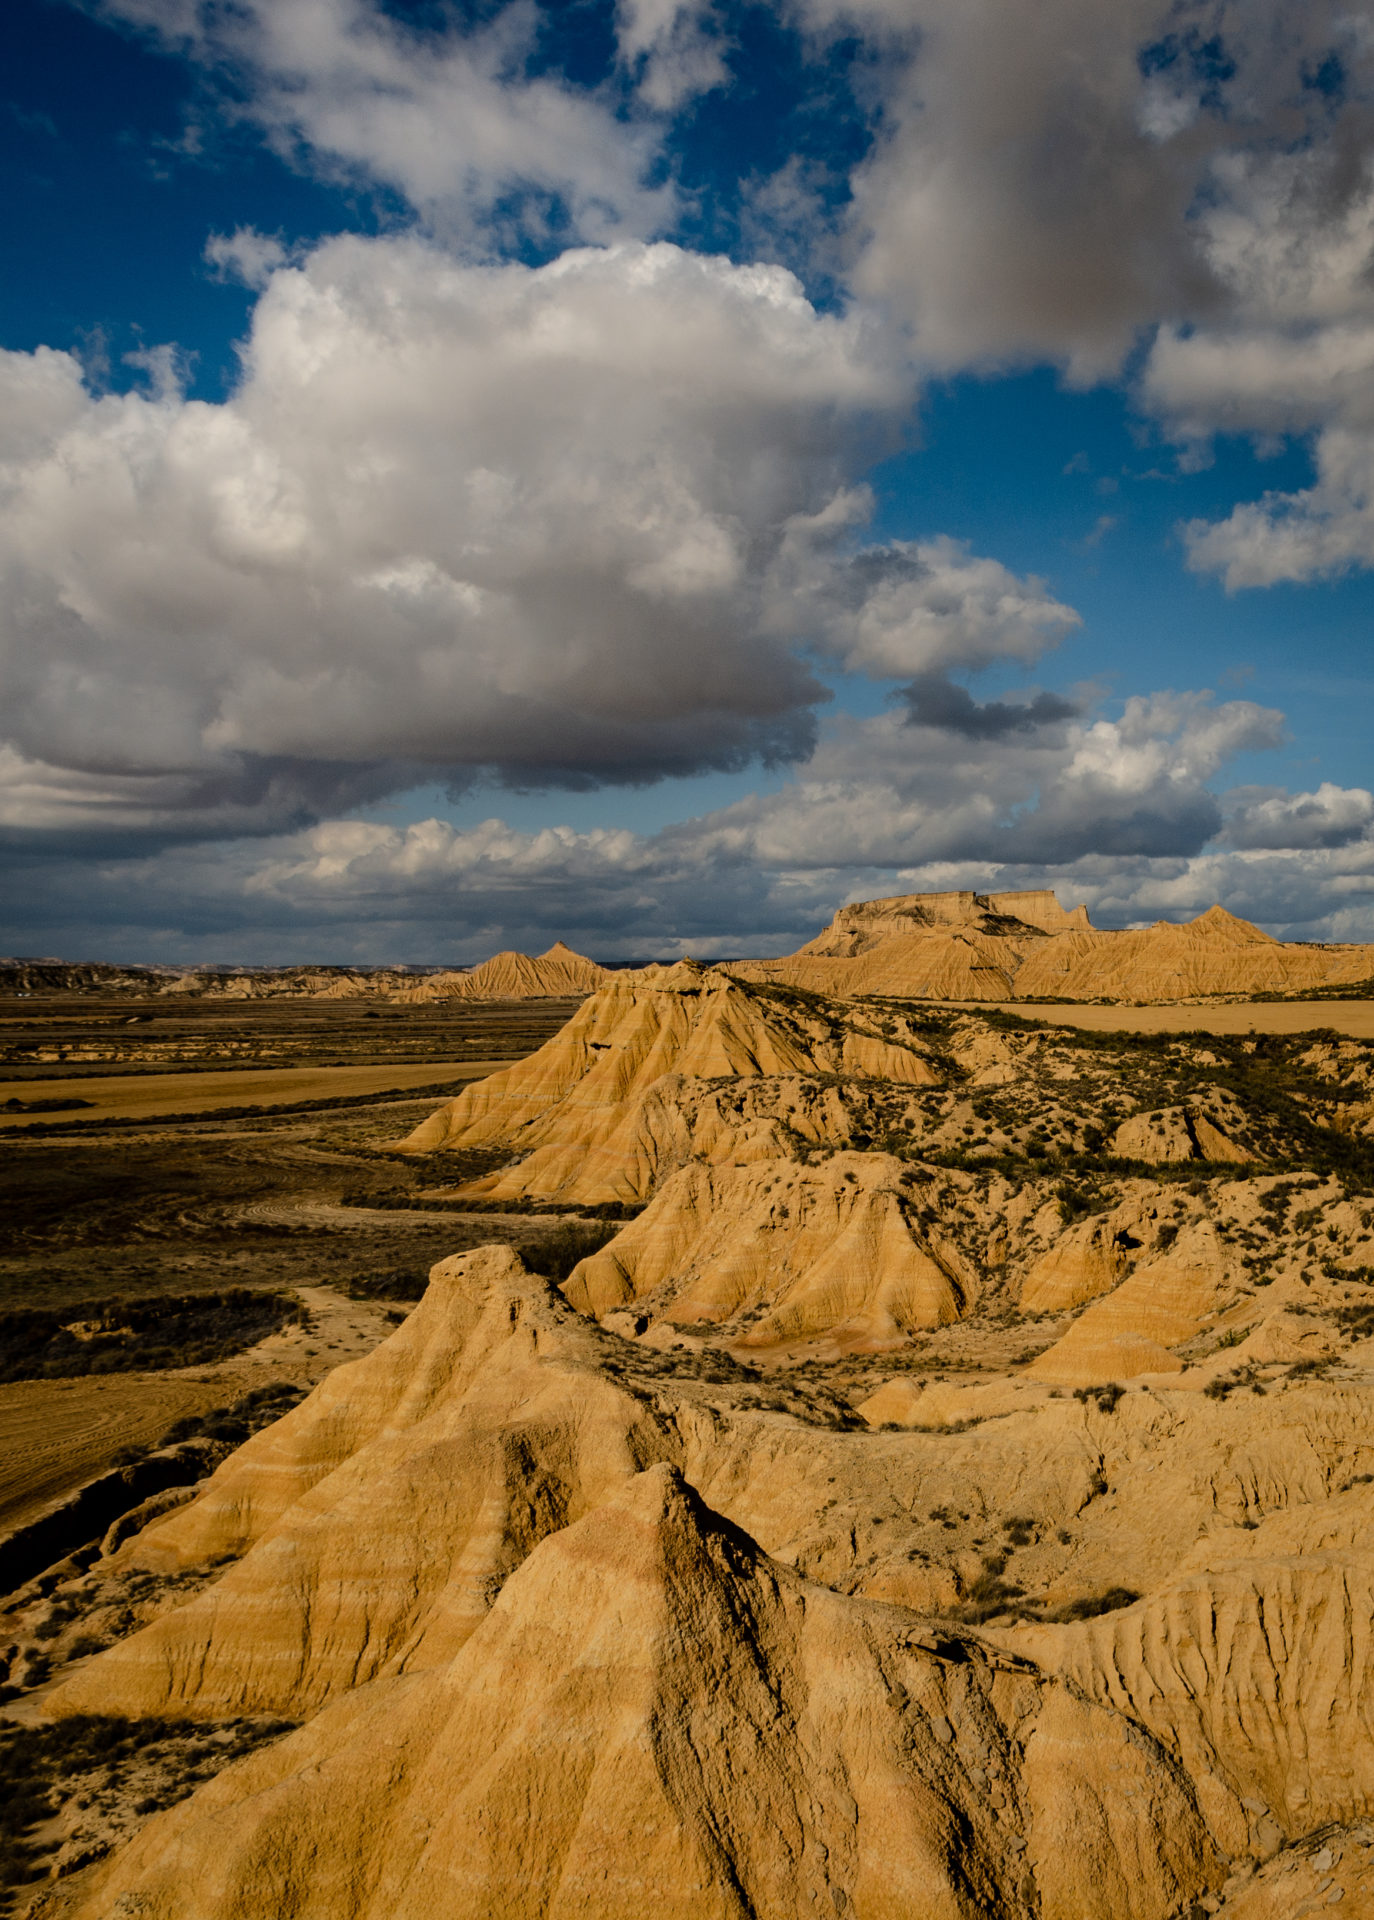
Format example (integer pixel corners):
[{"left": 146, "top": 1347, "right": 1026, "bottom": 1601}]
[
  {"left": 52, "top": 1255, "right": 1223, "bottom": 1920},
  {"left": 43, "top": 1239, "right": 1374, "bottom": 1920},
  {"left": 37, "top": 1205, "right": 1374, "bottom": 1919}
]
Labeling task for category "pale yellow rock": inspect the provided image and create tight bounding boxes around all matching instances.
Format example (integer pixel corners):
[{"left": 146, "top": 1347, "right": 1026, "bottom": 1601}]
[
  {"left": 563, "top": 1152, "right": 969, "bottom": 1349},
  {"left": 394, "top": 940, "right": 612, "bottom": 1002},
  {"left": 1027, "top": 1324, "right": 1184, "bottom": 1384},
  {"left": 1224, "top": 1309, "right": 1339, "bottom": 1367},
  {"left": 1112, "top": 1091, "right": 1256, "bottom": 1164},
  {"left": 1020, "top": 1214, "right": 1133, "bottom": 1314},
  {"left": 38, "top": 973, "right": 1374, "bottom": 1920},
  {"left": 800, "top": 887, "right": 1089, "bottom": 948},
  {"left": 858, "top": 1376, "right": 1049, "bottom": 1429},
  {"left": 1013, "top": 904, "right": 1374, "bottom": 1003},
  {"left": 1028, "top": 1222, "right": 1240, "bottom": 1382},
  {"left": 732, "top": 927, "right": 1026, "bottom": 1000},
  {"left": 396, "top": 967, "right": 938, "bottom": 1203},
  {"left": 1207, "top": 1826, "right": 1374, "bottom": 1917},
  {"left": 734, "top": 892, "right": 1374, "bottom": 1004},
  {"left": 63, "top": 1465, "right": 1219, "bottom": 1920},
  {"left": 1005, "top": 1507, "right": 1374, "bottom": 1857},
  {"left": 45, "top": 1246, "right": 664, "bottom": 1720}
]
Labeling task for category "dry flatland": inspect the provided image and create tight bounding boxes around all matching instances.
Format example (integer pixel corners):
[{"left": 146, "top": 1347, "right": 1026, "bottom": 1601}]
[
  {"left": 0, "top": 1060, "right": 506, "bottom": 1128},
  {"left": 15, "top": 904, "right": 1374, "bottom": 1918},
  {"left": 0, "top": 994, "right": 583, "bottom": 1552}
]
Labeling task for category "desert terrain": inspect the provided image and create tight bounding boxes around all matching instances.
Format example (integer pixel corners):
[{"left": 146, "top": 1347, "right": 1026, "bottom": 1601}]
[{"left": 7, "top": 895, "right": 1374, "bottom": 1915}]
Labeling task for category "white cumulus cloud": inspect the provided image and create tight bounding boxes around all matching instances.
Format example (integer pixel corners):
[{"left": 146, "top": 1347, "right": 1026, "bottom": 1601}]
[{"left": 0, "top": 234, "right": 1083, "bottom": 841}]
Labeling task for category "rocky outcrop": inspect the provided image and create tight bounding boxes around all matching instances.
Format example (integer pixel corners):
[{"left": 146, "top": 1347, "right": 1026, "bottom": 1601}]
[
  {"left": 46, "top": 1248, "right": 665, "bottom": 1721},
  {"left": 564, "top": 1152, "right": 971, "bottom": 1347},
  {"left": 396, "top": 966, "right": 939, "bottom": 1202},
  {"left": 1028, "top": 1221, "right": 1241, "bottom": 1383},
  {"left": 736, "top": 893, "right": 1374, "bottom": 1004},
  {"left": 37, "top": 1221, "right": 1374, "bottom": 1919},
  {"left": 1111, "top": 1090, "right": 1258, "bottom": 1164},
  {"left": 1004, "top": 1495, "right": 1374, "bottom": 1857},
  {"left": 1015, "top": 905, "right": 1374, "bottom": 1002},
  {"left": 31, "top": 973, "right": 1374, "bottom": 1918},
  {"left": 799, "top": 888, "right": 1091, "bottom": 951},
  {"left": 394, "top": 941, "right": 612, "bottom": 1002}
]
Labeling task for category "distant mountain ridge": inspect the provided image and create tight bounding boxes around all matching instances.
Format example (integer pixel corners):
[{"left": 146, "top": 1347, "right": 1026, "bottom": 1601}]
[{"left": 6, "top": 889, "right": 1374, "bottom": 1003}]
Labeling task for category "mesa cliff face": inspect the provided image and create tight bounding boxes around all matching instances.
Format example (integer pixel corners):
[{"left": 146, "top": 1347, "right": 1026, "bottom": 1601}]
[
  {"left": 29, "top": 960, "right": 1374, "bottom": 1918},
  {"left": 734, "top": 890, "right": 1374, "bottom": 1003}
]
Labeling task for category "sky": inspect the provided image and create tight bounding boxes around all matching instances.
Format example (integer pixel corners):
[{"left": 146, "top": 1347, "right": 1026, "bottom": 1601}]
[{"left": 3, "top": 0, "right": 1374, "bottom": 964}]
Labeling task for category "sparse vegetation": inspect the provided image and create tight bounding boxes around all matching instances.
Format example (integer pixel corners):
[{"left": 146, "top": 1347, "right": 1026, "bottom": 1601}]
[
  {"left": 156, "top": 1379, "right": 307, "bottom": 1448},
  {"left": 1074, "top": 1383, "right": 1125, "bottom": 1414},
  {"left": 515, "top": 1220, "right": 622, "bottom": 1282},
  {"left": 0, "top": 1715, "right": 296, "bottom": 1904},
  {"left": 0, "top": 1290, "right": 309, "bottom": 1384}
]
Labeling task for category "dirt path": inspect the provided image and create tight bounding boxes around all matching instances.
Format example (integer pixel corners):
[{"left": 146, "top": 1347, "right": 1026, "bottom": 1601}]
[{"left": 229, "top": 1197, "right": 491, "bottom": 1230}]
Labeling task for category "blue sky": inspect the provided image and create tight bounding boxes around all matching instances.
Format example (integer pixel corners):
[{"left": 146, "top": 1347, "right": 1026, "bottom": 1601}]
[{"left": 2, "top": 0, "right": 1374, "bottom": 962}]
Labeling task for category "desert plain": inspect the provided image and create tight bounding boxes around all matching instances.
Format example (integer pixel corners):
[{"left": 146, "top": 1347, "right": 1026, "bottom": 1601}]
[{"left": 6, "top": 892, "right": 1374, "bottom": 1916}]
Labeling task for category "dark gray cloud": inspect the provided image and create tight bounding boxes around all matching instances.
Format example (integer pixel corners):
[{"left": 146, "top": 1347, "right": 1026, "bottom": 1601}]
[{"left": 899, "top": 675, "right": 1080, "bottom": 739}]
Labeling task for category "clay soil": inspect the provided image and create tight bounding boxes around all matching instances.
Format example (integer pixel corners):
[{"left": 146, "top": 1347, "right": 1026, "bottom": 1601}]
[{"left": 0, "top": 994, "right": 583, "bottom": 1535}]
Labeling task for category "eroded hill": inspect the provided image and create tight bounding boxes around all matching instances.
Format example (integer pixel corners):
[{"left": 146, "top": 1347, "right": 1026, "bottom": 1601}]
[{"left": 13, "top": 974, "right": 1374, "bottom": 1918}]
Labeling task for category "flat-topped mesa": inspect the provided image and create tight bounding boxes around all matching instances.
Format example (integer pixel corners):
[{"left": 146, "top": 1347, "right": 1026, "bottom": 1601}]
[
  {"left": 744, "top": 891, "right": 1374, "bottom": 1003},
  {"left": 801, "top": 888, "right": 1091, "bottom": 957}
]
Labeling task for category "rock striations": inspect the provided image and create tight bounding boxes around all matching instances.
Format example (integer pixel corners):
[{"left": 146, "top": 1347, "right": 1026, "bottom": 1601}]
[
  {"left": 37, "top": 1248, "right": 1225, "bottom": 1920},
  {"left": 24, "top": 943, "right": 1374, "bottom": 1918},
  {"left": 395, "top": 961, "right": 938, "bottom": 1206}
]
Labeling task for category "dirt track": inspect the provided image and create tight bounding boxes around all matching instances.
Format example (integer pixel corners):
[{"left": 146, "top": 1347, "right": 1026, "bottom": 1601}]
[{"left": 0, "top": 1374, "right": 227, "bottom": 1537}]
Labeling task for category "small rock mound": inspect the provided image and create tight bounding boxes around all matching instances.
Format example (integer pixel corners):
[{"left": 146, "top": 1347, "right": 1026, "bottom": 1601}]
[
  {"left": 564, "top": 1152, "right": 970, "bottom": 1349},
  {"left": 395, "top": 941, "right": 612, "bottom": 1002},
  {"left": 1112, "top": 1090, "right": 1258, "bottom": 1164},
  {"left": 1028, "top": 1222, "right": 1240, "bottom": 1383}
]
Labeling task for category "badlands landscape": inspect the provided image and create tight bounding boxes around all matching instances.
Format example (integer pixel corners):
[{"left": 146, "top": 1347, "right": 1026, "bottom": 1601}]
[{"left": 7, "top": 892, "right": 1374, "bottom": 1915}]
